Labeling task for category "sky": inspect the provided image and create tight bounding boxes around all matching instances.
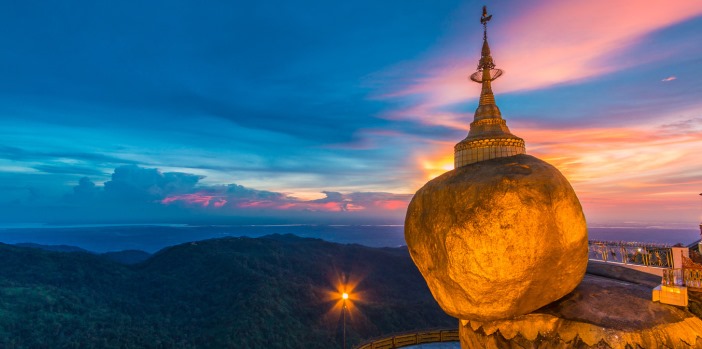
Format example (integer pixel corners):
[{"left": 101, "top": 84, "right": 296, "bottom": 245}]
[{"left": 0, "top": 0, "right": 701, "bottom": 227}]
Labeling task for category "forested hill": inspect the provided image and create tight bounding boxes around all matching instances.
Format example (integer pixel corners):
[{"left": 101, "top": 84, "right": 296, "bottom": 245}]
[
  {"left": 0, "top": 234, "right": 454, "bottom": 349},
  {"left": 14, "top": 242, "right": 151, "bottom": 265}
]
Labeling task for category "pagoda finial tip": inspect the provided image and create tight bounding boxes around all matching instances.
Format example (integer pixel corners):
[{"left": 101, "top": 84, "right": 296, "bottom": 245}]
[{"left": 480, "top": 6, "right": 492, "bottom": 26}]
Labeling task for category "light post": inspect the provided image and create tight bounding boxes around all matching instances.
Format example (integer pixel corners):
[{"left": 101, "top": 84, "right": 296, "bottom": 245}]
[{"left": 342, "top": 292, "right": 348, "bottom": 349}]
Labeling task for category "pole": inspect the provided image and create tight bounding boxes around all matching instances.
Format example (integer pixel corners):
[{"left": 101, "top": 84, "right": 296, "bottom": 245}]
[{"left": 342, "top": 300, "right": 346, "bottom": 349}]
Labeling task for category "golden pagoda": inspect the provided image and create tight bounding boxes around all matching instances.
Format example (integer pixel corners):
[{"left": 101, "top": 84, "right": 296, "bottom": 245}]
[{"left": 454, "top": 6, "right": 525, "bottom": 167}]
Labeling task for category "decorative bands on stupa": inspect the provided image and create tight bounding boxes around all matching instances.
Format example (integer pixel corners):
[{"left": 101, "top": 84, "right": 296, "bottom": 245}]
[
  {"left": 454, "top": 6, "right": 525, "bottom": 168},
  {"left": 455, "top": 137, "right": 525, "bottom": 166}
]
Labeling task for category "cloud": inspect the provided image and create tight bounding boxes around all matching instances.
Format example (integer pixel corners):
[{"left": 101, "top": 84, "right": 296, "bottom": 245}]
[
  {"left": 512, "top": 120, "right": 702, "bottom": 224},
  {"left": 33, "top": 164, "right": 105, "bottom": 176},
  {"left": 662, "top": 76, "right": 677, "bottom": 82},
  {"left": 101, "top": 165, "right": 202, "bottom": 203},
  {"left": 660, "top": 118, "right": 702, "bottom": 134},
  {"left": 71, "top": 177, "right": 99, "bottom": 200},
  {"left": 159, "top": 187, "right": 411, "bottom": 214},
  {"left": 0, "top": 145, "right": 133, "bottom": 165},
  {"left": 160, "top": 184, "right": 287, "bottom": 210},
  {"left": 24, "top": 165, "right": 413, "bottom": 224}
]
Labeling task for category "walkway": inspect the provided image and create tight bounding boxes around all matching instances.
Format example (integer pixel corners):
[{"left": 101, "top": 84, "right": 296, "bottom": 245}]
[{"left": 355, "top": 329, "right": 458, "bottom": 349}]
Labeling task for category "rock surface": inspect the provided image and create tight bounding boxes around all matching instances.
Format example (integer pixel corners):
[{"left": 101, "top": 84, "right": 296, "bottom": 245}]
[
  {"left": 459, "top": 274, "right": 702, "bottom": 348},
  {"left": 405, "top": 154, "right": 588, "bottom": 321}
]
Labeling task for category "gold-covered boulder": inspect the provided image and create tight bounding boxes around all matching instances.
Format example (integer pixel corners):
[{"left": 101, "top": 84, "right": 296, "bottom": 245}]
[{"left": 405, "top": 154, "right": 588, "bottom": 321}]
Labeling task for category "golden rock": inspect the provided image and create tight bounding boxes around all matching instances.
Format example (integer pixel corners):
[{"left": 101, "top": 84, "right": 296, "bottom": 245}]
[{"left": 405, "top": 154, "right": 588, "bottom": 321}]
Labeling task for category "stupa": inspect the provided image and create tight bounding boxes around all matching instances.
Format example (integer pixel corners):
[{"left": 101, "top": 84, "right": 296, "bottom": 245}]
[{"left": 453, "top": 7, "right": 525, "bottom": 167}]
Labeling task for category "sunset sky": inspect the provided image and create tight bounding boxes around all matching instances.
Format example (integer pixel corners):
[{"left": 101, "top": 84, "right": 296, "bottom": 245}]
[{"left": 1, "top": 0, "right": 701, "bottom": 226}]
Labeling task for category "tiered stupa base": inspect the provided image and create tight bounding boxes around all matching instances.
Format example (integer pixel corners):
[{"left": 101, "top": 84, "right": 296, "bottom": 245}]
[
  {"left": 454, "top": 137, "right": 525, "bottom": 167},
  {"left": 459, "top": 275, "right": 702, "bottom": 348}
]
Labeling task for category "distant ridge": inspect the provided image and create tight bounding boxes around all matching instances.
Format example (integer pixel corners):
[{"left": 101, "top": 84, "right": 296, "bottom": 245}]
[
  {"left": 13, "top": 242, "right": 151, "bottom": 265},
  {"left": 14, "top": 242, "right": 90, "bottom": 253},
  {"left": 101, "top": 249, "right": 152, "bottom": 265}
]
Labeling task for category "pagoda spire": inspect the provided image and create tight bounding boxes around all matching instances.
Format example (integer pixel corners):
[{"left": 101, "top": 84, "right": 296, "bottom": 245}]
[
  {"left": 454, "top": 6, "right": 526, "bottom": 168},
  {"left": 474, "top": 6, "right": 499, "bottom": 113}
]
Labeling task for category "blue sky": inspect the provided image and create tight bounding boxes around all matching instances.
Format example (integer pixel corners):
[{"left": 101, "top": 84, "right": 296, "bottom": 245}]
[{"left": 1, "top": 0, "right": 701, "bottom": 226}]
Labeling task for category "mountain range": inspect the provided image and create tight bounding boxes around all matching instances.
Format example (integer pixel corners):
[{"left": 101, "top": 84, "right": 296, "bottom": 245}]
[{"left": 0, "top": 234, "right": 454, "bottom": 348}]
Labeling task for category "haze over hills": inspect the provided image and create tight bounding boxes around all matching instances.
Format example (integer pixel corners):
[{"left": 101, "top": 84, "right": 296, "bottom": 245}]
[
  {"left": 0, "top": 234, "right": 454, "bottom": 349},
  {"left": 0, "top": 224, "right": 698, "bottom": 254}
]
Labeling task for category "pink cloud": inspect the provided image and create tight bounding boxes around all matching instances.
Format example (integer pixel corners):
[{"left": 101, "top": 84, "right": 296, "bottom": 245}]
[
  {"left": 376, "top": 1, "right": 702, "bottom": 126},
  {"left": 235, "top": 200, "right": 279, "bottom": 209},
  {"left": 372, "top": 200, "right": 408, "bottom": 211},
  {"left": 496, "top": 1, "right": 702, "bottom": 91},
  {"left": 161, "top": 193, "right": 223, "bottom": 207},
  {"left": 213, "top": 199, "right": 227, "bottom": 208}
]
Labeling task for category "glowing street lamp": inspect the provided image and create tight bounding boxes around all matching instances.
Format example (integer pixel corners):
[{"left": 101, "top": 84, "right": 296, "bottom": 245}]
[{"left": 341, "top": 292, "right": 349, "bottom": 349}]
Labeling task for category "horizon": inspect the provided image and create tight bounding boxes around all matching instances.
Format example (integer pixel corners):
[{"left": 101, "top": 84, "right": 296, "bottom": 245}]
[
  {"left": 1, "top": 0, "right": 702, "bottom": 227},
  {"left": 0, "top": 224, "right": 698, "bottom": 254}
]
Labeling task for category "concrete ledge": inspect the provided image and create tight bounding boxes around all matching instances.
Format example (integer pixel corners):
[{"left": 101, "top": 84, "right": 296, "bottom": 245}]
[{"left": 587, "top": 260, "right": 664, "bottom": 283}]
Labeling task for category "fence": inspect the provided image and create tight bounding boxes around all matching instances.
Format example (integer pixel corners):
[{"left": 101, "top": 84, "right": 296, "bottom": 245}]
[
  {"left": 355, "top": 329, "right": 459, "bottom": 349},
  {"left": 588, "top": 240, "right": 674, "bottom": 268},
  {"left": 589, "top": 241, "right": 702, "bottom": 291}
]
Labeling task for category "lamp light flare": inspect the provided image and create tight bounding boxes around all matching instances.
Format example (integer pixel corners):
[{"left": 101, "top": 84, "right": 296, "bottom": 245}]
[{"left": 342, "top": 292, "right": 349, "bottom": 300}]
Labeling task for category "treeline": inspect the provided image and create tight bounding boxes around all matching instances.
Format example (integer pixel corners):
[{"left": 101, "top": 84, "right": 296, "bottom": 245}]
[{"left": 0, "top": 234, "right": 454, "bottom": 348}]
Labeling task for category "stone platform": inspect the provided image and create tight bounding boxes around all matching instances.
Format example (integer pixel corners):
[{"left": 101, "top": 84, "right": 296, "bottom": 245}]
[{"left": 459, "top": 274, "right": 702, "bottom": 348}]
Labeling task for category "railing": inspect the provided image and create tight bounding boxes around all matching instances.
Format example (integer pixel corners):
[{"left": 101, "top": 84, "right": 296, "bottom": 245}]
[
  {"left": 355, "top": 329, "right": 459, "bottom": 349},
  {"left": 588, "top": 240, "right": 674, "bottom": 268}
]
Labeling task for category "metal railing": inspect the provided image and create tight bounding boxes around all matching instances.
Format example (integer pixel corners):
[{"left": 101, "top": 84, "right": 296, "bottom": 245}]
[
  {"left": 588, "top": 240, "right": 674, "bottom": 268},
  {"left": 355, "top": 329, "right": 459, "bottom": 349}
]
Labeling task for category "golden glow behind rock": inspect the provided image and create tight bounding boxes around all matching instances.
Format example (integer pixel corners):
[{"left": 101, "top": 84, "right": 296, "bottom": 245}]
[{"left": 404, "top": 154, "right": 588, "bottom": 321}]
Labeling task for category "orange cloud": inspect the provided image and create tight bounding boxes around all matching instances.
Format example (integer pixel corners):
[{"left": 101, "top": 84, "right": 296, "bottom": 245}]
[
  {"left": 496, "top": 0, "right": 702, "bottom": 92},
  {"left": 416, "top": 120, "right": 702, "bottom": 224}
]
